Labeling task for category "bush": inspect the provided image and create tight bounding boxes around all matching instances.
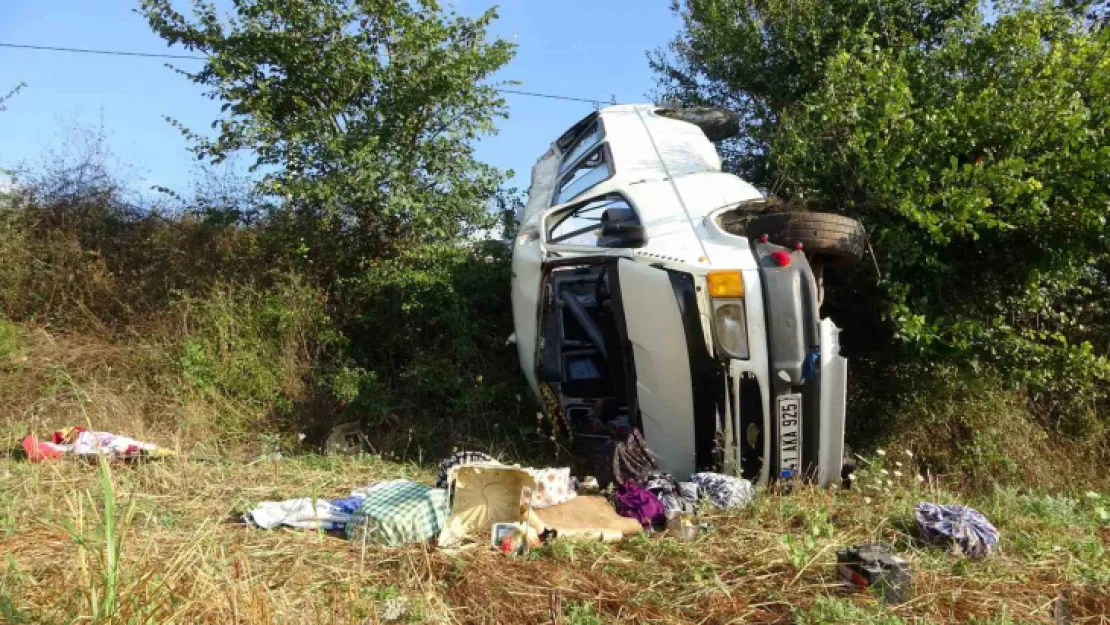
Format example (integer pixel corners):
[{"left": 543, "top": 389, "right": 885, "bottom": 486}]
[
  {"left": 0, "top": 124, "right": 537, "bottom": 459},
  {"left": 171, "top": 279, "right": 333, "bottom": 406},
  {"left": 656, "top": 0, "right": 1110, "bottom": 442},
  {"left": 0, "top": 132, "right": 266, "bottom": 330}
]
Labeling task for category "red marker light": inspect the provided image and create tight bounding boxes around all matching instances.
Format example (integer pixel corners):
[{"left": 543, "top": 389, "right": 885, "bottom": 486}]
[
  {"left": 770, "top": 250, "right": 792, "bottom": 267},
  {"left": 759, "top": 234, "right": 769, "bottom": 243}
]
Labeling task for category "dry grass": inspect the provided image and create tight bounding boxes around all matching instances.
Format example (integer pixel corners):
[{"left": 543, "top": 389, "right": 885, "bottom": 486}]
[
  {"left": 0, "top": 315, "right": 322, "bottom": 458},
  {"left": 2, "top": 455, "right": 1108, "bottom": 625},
  {"left": 2, "top": 325, "right": 1109, "bottom": 624}
]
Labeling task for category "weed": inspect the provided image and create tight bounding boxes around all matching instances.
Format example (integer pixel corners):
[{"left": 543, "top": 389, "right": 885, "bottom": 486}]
[
  {"left": 563, "top": 600, "right": 603, "bottom": 625},
  {"left": 0, "top": 317, "right": 22, "bottom": 360},
  {"left": 965, "top": 609, "right": 1022, "bottom": 624},
  {"left": 794, "top": 596, "right": 905, "bottom": 625},
  {"left": 0, "top": 591, "right": 29, "bottom": 625},
  {"left": 97, "top": 458, "right": 122, "bottom": 619},
  {"left": 1, "top": 557, "right": 30, "bottom": 624},
  {"left": 780, "top": 506, "right": 835, "bottom": 570},
  {"left": 529, "top": 536, "right": 612, "bottom": 563},
  {"left": 0, "top": 490, "right": 18, "bottom": 537}
]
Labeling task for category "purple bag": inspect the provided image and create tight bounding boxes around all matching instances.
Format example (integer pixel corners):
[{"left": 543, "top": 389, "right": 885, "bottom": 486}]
[{"left": 614, "top": 481, "right": 666, "bottom": 530}]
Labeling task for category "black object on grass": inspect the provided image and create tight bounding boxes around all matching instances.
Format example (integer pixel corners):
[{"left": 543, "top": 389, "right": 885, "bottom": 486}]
[{"left": 836, "top": 543, "right": 913, "bottom": 604}]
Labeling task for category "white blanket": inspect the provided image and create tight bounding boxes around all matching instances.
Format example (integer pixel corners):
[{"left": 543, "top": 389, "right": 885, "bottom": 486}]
[
  {"left": 244, "top": 498, "right": 353, "bottom": 530},
  {"left": 244, "top": 481, "right": 408, "bottom": 530}
]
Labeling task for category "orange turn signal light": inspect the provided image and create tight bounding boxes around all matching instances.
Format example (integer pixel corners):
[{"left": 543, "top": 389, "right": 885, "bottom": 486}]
[{"left": 706, "top": 271, "right": 744, "bottom": 298}]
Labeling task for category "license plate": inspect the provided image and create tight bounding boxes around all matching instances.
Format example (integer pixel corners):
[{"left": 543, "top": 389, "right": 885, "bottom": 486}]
[{"left": 778, "top": 394, "right": 802, "bottom": 478}]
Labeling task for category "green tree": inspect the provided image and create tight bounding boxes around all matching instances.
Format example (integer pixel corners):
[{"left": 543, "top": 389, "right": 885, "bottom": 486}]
[
  {"left": 655, "top": 1, "right": 1109, "bottom": 434},
  {"left": 139, "top": 0, "right": 530, "bottom": 449},
  {"left": 140, "top": 0, "right": 516, "bottom": 280}
]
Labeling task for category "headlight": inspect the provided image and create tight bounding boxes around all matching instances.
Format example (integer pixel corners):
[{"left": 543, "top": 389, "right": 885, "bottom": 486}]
[{"left": 713, "top": 299, "right": 749, "bottom": 359}]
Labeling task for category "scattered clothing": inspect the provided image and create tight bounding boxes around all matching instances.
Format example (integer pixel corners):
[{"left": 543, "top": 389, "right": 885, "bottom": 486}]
[
  {"left": 690, "top": 472, "right": 755, "bottom": 509},
  {"left": 645, "top": 473, "right": 699, "bottom": 515},
  {"left": 244, "top": 481, "right": 426, "bottom": 532},
  {"left": 679, "top": 481, "right": 700, "bottom": 506},
  {"left": 22, "top": 426, "right": 172, "bottom": 462},
  {"left": 527, "top": 495, "right": 642, "bottom": 542},
  {"left": 612, "top": 429, "right": 659, "bottom": 485},
  {"left": 435, "top": 451, "right": 499, "bottom": 488},
  {"left": 350, "top": 479, "right": 413, "bottom": 499},
  {"left": 244, "top": 498, "right": 356, "bottom": 531},
  {"left": 915, "top": 502, "right": 1000, "bottom": 558},
  {"left": 328, "top": 496, "right": 367, "bottom": 516},
  {"left": 347, "top": 481, "right": 449, "bottom": 547},
  {"left": 613, "top": 481, "right": 667, "bottom": 530},
  {"left": 528, "top": 466, "right": 577, "bottom": 509}
]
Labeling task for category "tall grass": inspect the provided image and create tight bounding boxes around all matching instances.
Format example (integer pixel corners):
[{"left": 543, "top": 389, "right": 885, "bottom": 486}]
[
  {"left": 0, "top": 131, "right": 539, "bottom": 462},
  {"left": 53, "top": 368, "right": 129, "bottom": 622},
  {"left": 59, "top": 459, "right": 130, "bottom": 622}
]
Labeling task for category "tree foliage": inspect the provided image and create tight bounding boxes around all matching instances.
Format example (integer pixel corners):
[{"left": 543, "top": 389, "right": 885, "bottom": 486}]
[
  {"left": 655, "top": 1, "right": 1110, "bottom": 432},
  {"left": 134, "top": 0, "right": 527, "bottom": 447},
  {"left": 140, "top": 0, "right": 516, "bottom": 278}
]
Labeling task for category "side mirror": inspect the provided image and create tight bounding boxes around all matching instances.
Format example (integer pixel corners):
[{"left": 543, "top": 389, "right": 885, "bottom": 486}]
[{"left": 600, "top": 209, "right": 647, "bottom": 248}]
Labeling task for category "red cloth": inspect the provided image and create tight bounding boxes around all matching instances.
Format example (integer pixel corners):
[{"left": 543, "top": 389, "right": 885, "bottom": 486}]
[
  {"left": 22, "top": 435, "right": 65, "bottom": 462},
  {"left": 51, "top": 426, "right": 86, "bottom": 445}
]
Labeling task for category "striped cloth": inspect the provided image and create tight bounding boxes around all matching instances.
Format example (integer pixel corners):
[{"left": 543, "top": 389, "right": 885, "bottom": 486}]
[
  {"left": 914, "top": 502, "right": 1000, "bottom": 558},
  {"left": 435, "top": 451, "right": 499, "bottom": 488}
]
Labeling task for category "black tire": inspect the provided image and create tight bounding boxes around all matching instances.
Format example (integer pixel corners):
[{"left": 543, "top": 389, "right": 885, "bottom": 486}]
[
  {"left": 746, "top": 211, "right": 866, "bottom": 261},
  {"left": 656, "top": 107, "right": 740, "bottom": 142}
]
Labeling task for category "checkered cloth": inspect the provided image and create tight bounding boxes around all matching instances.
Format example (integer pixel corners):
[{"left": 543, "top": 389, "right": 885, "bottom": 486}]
[
  {"left": 915, "top": 502, "right": 1000, "bottom": 558},
  {"left": 346, "top": 481, "right": 448, "bottom": 547}
]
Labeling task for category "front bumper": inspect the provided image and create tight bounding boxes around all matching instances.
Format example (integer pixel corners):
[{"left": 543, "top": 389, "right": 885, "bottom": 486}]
[
  {"left": 714, "top": 248, "right": 846, "bottom": 488},
  {"left": 721, "top": 318, "right": 846, "bottom": 488}
]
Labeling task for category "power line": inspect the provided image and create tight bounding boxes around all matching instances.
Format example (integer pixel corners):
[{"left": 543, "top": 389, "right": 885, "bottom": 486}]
[
  {"left": 0, "top": 42, "right": 204, "bottom": 60},
  {"left": 0, "top": 41, "right": 615, "bottom": 105},
  {"left": 497, "top": 88, "right": 610, "bottom": 105}
]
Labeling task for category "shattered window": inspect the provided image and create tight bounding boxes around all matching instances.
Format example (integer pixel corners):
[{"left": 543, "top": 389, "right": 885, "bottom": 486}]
[
  {"left": 559, "top": 120, "right": 602, "bottom": 174},
  {"left": 547, "top": 194, "right": 637, "bottom": 247},
  {"left": 554, "top": 146, "right": 612, "bottom": 205}
]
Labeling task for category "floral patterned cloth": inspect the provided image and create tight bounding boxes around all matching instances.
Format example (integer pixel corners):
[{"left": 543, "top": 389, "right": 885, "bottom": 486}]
[
  {"left": 914, "top": 502, "right": 999, "bottom": 558},
  {"left": 22, "top": 426, "right": 170, "bottom": 462},
  {"left": 527, "top": 467, "right": 577, "bottom": 509}
]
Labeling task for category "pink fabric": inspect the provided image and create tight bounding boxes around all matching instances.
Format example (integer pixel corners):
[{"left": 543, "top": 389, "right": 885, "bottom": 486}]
[{"left": 23, "top": 428, "right": 158, "bottom": 462}]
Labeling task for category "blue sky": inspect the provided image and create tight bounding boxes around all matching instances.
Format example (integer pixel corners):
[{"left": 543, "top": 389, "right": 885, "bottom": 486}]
[{"left": 0, "top": 1, "right": 680, "bottom": 193}]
